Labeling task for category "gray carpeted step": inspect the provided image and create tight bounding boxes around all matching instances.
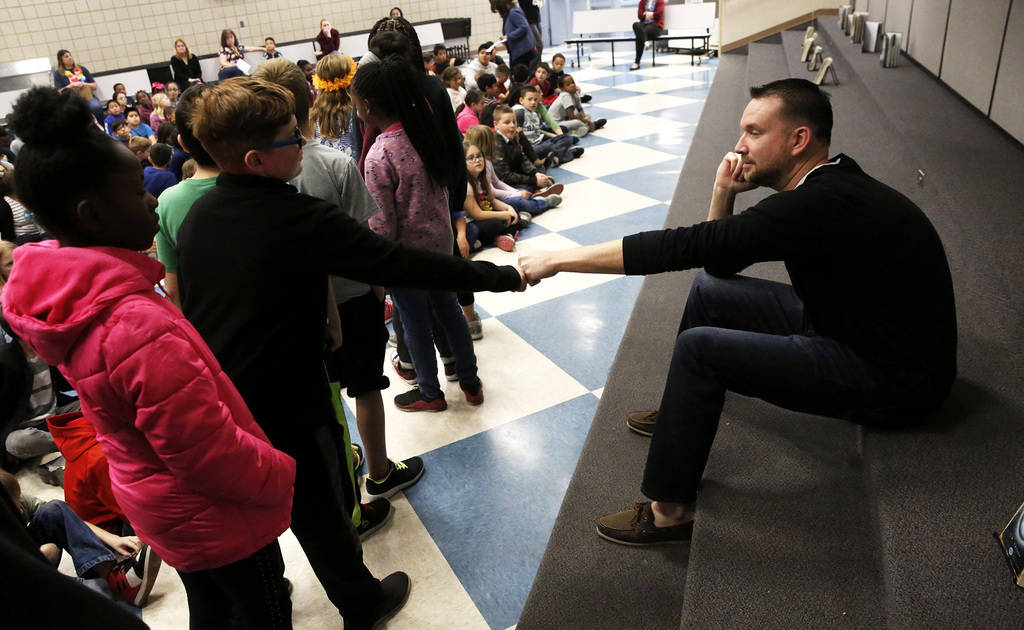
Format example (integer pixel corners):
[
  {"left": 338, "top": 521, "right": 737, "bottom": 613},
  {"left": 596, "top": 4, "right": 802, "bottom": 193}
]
[
  {"left": 745, "top": 41, "right": 789, "bottom": 94},
  {"left": 815, "top": 18, "right": 1024, "bottom": 628},
  {"left": 517, "top": 52, "right": 750, "bottom": 630},
  {"left": 676, "top": 34, "right": 888, "bottom": 630}
]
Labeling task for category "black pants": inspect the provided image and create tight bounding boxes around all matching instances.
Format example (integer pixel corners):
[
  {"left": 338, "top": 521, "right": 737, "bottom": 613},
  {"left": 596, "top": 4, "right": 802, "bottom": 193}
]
[
  {"left": 511, "top": 49, "right": 540, "bottom": 74},
  {"left": 266, "top": 421, "right": 381, "bottom": 626},
  {"left": 633, "top": 22, "right": 663, "bottom": 64},
  {"left": 177, "top": 541, "right": 292, "bottom": 630}
]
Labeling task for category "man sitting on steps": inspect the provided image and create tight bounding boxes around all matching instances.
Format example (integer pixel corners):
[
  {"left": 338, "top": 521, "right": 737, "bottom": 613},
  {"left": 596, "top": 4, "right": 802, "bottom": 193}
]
[{"left": 518, "top": 78, "right": 957, "bottom": 546}]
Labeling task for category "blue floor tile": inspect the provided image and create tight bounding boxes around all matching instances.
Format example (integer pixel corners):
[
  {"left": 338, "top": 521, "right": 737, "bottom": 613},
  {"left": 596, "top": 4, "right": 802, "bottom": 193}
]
[
  {"left": 646, "top": 100, "right": 708, "bottom": 125},
  {"left": 622, "top": 125, "right": 696, "bottom": 157},
  {"left": 574, "top": 132, "right": 614, "bottom": 149},
  {"left": 559, "top": 203, "right": 670, "bottom": 246},
  {"left": 583, "top": 87, "right": 649, "bottom": 103},
  {"left": 574, "top": 103, "right": 630, "bottom": 124},
  {"left": 405, "top": 394, "right": 600, "bottom": 630},
  {"left": 586, "top": 72, "right": 651, "bottom": 88},
  {"left": 498, "top": 276, "right": 645, "bottom": 390},
  {"left": 600, "top": 157, "right": 684, "bottom": 201},
  {"left": 544, "top": 168, "right": 589, "bottom": 186}
]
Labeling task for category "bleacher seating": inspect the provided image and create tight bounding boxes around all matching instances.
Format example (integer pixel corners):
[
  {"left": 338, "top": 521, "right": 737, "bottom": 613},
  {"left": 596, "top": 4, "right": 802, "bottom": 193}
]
[{"left": 519, "top": 18, "right": 1024, "bottom": 630}]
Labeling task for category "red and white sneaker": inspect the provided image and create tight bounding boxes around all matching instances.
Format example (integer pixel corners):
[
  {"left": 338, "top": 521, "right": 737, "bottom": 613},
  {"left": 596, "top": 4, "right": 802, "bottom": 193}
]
[
  {"left": 495, "top": 234, "right": 516, "bottom": 252},
  {"left": 391, "top": 354, "right": 417, "bottom": 385},
  {"left": 383, "top": 295, "right": 394, "bottom": 325},
  {"left": 107, "top": 544, "right": 161, "bottom": 607}
]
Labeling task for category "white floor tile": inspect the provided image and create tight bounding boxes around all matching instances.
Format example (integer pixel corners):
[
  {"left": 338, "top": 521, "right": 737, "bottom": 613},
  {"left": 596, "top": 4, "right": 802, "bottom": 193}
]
[
  {"left": 592, "top": 388, "right": 605, "bottom": 399},
  {"left": 556, "top": 142, "right": 678, "bottom": 180},
  {"left": 616, "top": 77, "right": 707, "bottom": 93},
  {"left": 573, "top": 81, "right": 609, "bottom": 94},
  {"left": 564, "top": 67, "right": 620, "bottom": 82},
  {"left": 356, "top": 318, "right": 590, "bottom": 460},
  {"left": 633, "top": 63, "right": 712, "bottom": 78},
  {"left": 599, "top": 93, "right": 701, "bottom": 114},
  {"left": 590, "top": 114, "right": 688, "bottom": 142}
]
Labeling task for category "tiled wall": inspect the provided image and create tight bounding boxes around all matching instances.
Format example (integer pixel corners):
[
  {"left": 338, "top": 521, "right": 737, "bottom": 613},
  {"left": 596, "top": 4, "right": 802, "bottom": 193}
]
[{"left": 0, "top": 0, "right": 503, "bottom": 74}]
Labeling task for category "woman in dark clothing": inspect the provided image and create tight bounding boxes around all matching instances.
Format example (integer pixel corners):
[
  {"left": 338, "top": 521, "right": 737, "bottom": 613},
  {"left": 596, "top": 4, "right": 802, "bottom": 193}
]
[
  {"left": 170, "top": 39, "right": 203, "bottom": 87},
  {"left": 490, "top": 0, "right": 538, "bottom": 72},
  {"left": 314, "top": 19, "right": 341, "bottom": 58},
  {"left": 631, "top": 0, "right": 665, "bottom": 70}
]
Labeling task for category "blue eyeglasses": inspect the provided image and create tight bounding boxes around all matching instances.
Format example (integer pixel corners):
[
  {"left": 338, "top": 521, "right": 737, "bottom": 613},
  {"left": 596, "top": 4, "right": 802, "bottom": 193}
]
[{"left": 252, "top": 127, "right": 304, "bottom": 150}]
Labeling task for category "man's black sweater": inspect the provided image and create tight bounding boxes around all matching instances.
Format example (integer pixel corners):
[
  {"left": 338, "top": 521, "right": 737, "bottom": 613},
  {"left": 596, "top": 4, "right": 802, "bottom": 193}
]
[
  {"left": 622, "top": 155, "right": 956, "bottom": 406},
  {"left": 177, "top": 173, "right": 521, "bottom": 441}
]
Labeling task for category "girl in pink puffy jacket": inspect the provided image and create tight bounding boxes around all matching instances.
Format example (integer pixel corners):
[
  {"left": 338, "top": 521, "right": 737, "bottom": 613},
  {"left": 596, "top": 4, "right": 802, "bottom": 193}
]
[{"left": 1, "top": 87, "right": 298, "bottom": 628}]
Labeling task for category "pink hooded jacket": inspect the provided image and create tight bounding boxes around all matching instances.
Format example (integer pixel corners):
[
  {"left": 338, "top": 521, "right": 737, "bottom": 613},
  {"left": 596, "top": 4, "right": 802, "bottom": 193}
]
[{"left": 2, "top": 241, "right": 295, "bottom": 572}]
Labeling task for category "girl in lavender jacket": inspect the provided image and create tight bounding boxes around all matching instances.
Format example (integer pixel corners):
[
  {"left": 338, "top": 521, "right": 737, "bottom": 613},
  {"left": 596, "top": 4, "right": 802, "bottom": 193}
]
[{"left": 353, "top": 55, "right": 486, "bottom": 413}]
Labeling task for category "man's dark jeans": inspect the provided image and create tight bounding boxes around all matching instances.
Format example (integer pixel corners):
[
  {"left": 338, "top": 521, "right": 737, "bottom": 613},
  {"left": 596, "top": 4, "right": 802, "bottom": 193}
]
[{"left": 641, "top": 270, "right": 885, "bottom": 503}]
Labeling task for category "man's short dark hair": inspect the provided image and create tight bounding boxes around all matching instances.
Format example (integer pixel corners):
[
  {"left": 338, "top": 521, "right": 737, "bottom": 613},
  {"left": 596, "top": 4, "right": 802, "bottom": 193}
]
[
  {"left": 111, "top": 119, "right": 127, "bottom": 132},
  {"left": 433, "top": 44, "right": 447, "bottom": 55},
  {"left": 149, "top": 142, "right": 172, "bottom": 167},
  {"left": 478, "top": 42, "right": 493, "bottom": 53},
  {"left": 750, "top": 78, "right": 832, "bottom": 143},
  {"left": 511, "top": 64, "right": 529, "bottom": 83},
  {"left": 552, "top": 53, "right": 565, "bottom": 63},
  {"left": 265, "top": 36, "right": 275, "bottom": 44},
  {"left": 124, "top": 107, "right": 138, "bottom": 116}
]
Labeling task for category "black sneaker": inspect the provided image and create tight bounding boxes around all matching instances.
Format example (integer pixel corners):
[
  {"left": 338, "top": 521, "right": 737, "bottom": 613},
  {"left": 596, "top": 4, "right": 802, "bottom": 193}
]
[
  {"left": 357, "top": 498, "right": 394, "bottom": 540},
  {"left": 394, "top": 389, "right": 447, "bottom": 412},
  {"left": 581, "top": 94, "right": 593, "bottom": 103},
  {"left": 365, "top": 457, "right": 425, "bottom": 499},
  {"left": 371, "top": 572, "right": 411, "bottom": 629},
  {"left": 596, "top": 501, "right": 694, "bottom": 546},
  {"left": 571, "top": 147, "right": 585, "bottom": 159},
  {"left": 593, "top": 118, "right": 607, "bottom": 130}
]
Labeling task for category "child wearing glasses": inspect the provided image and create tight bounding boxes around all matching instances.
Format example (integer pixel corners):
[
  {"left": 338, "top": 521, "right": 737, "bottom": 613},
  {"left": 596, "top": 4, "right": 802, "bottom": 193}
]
[{"left": 177, "top": 75, "right": 524, "bottom": 625}]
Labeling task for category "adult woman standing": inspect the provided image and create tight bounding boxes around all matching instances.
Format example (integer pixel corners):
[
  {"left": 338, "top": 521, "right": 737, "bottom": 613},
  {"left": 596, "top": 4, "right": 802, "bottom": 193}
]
[
  {"left": 218, "top": 29, "right": 264, "bottom": 80},
  {"left": 490, "top": 0, "right": 537, "bottom": 72},
  {"left": 314, "top": 19, "right": 341, "bottom": 58},
  {"left": 170, "top": 39, "right": 203, "bottom": 87},
  {"left": 630, "top": 0, "right": 665, "bottom": 70},
  {"left": 52, "top": 50, "right": 102, "bottom": 120}
]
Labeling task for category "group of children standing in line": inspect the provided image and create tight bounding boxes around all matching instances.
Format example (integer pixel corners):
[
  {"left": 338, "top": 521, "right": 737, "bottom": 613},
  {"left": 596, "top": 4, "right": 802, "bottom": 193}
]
[{"left": 0, "top": 19, "right": 608, "bottom": 627}]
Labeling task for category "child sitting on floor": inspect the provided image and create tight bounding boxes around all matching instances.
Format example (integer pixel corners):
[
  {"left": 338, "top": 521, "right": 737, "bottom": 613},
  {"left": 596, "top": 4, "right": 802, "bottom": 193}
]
[
  {"left": 442, "top": 66, "right": 467, "bottom": 112},
  {"left": 514, "top": 85, "right": 582, "bottom": 166},
  {"left": 530, "top": 62, "right": 558, "bottom": 106},
  {"left": 492, "top": 104, "right": 557, "bottom": 192},
  {"left": 464, "top": 125, "right": 561, "bottom": 218},
  {"left": 548, "top": 74, "right": 607, "bottom": 138},
  {"left": 462, "top": 140, "right": 526, "bottom": 253},
  {"left": 457, "top": 89, "right": 486, "bottom": 134}
]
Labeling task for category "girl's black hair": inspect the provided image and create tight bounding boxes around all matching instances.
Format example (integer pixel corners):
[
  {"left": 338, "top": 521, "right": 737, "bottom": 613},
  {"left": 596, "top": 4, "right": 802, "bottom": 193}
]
[
  {"left": 351, "top": 55, "right": 451, "bottom": 189},
  {"left": 156, "top": 122, "right": 178, "bottom": 146},
  {"left": 367, "top": 17, "right": 425, "bottom": 73},
  {"left": 7, "top": 87, "right": 123, "bottom": 238}
]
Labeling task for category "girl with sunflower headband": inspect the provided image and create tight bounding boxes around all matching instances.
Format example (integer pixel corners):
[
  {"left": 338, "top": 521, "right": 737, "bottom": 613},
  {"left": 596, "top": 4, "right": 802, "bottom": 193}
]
[{"left": 311, "top": 55, "right": 361, "bottom": 157}]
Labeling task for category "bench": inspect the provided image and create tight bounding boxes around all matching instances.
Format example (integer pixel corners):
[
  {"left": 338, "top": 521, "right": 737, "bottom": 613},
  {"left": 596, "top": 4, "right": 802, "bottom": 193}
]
[{"left": 565, "top": 3, "right": 715, "bottom": 67}]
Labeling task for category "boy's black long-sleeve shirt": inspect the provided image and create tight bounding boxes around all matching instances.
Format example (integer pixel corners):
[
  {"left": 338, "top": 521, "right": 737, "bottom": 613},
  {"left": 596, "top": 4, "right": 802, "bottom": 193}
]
[
  {"left": 178, "top": 173, "right": 521, "bottom": 439},
  {"left": 622, "top": 155, "right": 957, "bottom": 405},
  {"left": 493, "top": 130, "right": 539, "bottom": 188}
]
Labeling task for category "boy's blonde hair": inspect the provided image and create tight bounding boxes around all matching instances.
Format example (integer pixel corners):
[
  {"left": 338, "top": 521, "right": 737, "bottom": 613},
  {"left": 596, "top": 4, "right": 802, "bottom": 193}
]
[
  {"left": 128, "top": 136, "right": 151, "bottom": 154},
  {"left": 190, "top": 77, "right": 295, "bottom": 170},
  {"left": 464, "top": 125, "right": 496, "bottom": 159},
  {"left": 180, "top": 158, "right": 198, "bottom": 180},
  {"left": 310, "top": 54, "right": 355, "bottom": 138},
  {"left": 253, "top": 59, "right": 310, "bottom": 127}
]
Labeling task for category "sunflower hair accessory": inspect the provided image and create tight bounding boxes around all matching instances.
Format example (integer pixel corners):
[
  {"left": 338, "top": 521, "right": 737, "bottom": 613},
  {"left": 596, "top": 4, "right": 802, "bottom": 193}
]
[{"left": 313, "top": 56, "right": 357, "bottom": 92}]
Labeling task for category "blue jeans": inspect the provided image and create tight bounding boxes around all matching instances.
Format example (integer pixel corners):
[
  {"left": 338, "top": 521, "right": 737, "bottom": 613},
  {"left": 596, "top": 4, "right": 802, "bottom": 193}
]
[
  {"left": 391, "top": 288, "right": 478, "bottom": 398},
  {"left": 218, "top": 66, "right": 245, "bottom": 81},
  {"left": 502, "top": 194, "right": 549, "bottom": 217},
  {"left": 642, "top": 271, "right": 886, "bottom": 503},
  {"left": 534, "top": 134, "right": 577, "bottom": 163},
  {"left": 28, "top": 500, "right": 116, "bottom": 577}
]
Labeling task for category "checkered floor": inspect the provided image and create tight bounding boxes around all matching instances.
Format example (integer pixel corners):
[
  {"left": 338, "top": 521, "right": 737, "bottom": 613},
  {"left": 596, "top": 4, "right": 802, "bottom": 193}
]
[{"left": 22, "top": 47, "right": 717, "bottom": 629}]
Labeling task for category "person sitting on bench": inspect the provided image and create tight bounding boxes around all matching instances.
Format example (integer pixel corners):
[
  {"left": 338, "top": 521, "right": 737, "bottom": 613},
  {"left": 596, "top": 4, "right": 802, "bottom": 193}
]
[{"left": 631, "top": 0, "right": 665, "bottom": 70}]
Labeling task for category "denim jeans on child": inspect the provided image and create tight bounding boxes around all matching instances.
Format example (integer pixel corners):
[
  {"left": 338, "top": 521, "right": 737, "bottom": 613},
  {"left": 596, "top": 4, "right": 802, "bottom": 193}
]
[
  {"left": 641, "top": 270, "right": 888, "bottom": 504},
  {"left": 503, "top": 195, "right": 548, "bottom": 217},
  {"left": 534, "top": 134, "right": 577, "bottom": 163},
  {"left": 390, "top": 288, "right": 478, "bottom": 398},
  {"left": 28, "top": 499, "right": 117, "bottom": 577}
]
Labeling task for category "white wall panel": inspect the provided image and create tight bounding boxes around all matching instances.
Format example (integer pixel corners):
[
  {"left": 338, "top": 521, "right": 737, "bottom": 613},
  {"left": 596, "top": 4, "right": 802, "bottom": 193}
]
[
  {"left": 940, "top": 0, "right": 1012, "bottom": 112},
  {"left": 990, "top": 0, "right": 1024, "bottom": 142},
  {"left": 908, "top": 0, "right": 950, "bottom": 74}
]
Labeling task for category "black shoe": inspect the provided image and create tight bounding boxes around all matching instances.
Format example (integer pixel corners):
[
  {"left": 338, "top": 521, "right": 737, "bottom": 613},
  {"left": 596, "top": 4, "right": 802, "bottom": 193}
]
[
  {"left": 357, "top": 498, "right": 395, "bottom": 540},
  {"left": 581, "top": 94, "right": 593, "bottom": 103},
  {"left": 626, "top": 410, "right": 657, "bottom": 436},
  {"left": 365, "top": 457, "right": 425, "bottom": 499},
  {"left": 371, "top": 572, "right": 411, "bottom": 629},
  {"left": 593, "top": 118, "right": 607, "bottom": 130},
  {"left": 571, "top": 147, "right": 584, "bottom": 159}
]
